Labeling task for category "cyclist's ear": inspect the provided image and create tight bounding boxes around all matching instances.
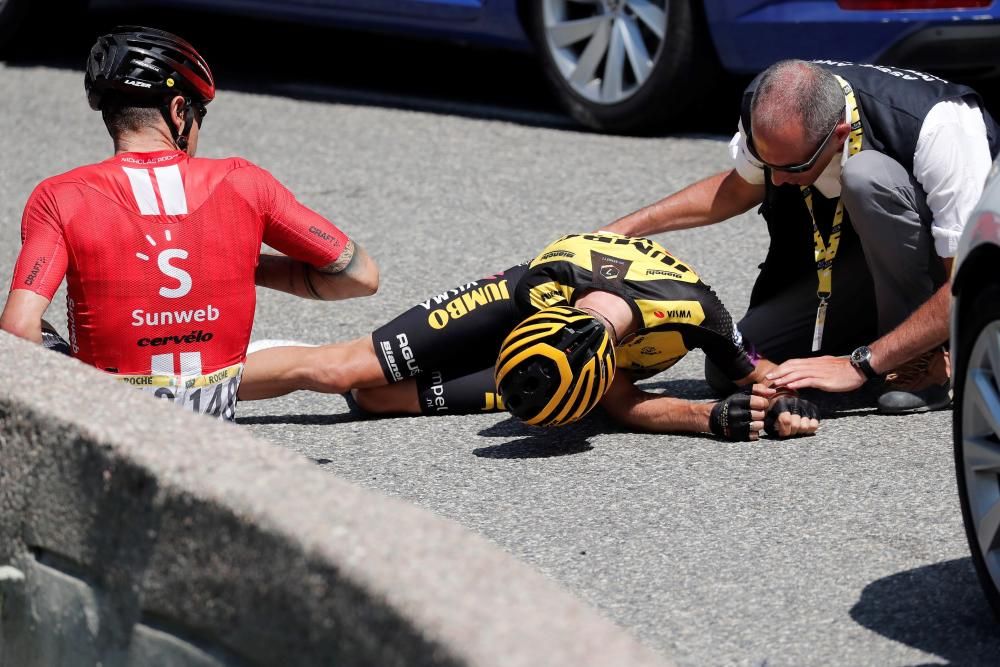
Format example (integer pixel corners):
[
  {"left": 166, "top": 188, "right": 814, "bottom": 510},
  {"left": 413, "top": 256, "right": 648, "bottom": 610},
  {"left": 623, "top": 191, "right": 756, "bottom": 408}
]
[{"left": 167, "top": 95, "right": 188, "bottom": 131}]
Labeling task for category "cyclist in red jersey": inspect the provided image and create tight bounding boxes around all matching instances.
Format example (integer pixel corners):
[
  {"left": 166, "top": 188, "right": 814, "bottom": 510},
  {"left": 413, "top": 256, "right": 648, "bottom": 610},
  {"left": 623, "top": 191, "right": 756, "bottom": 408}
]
[{"left": 0, "top": 26, "right": 379, "bottom": 420}]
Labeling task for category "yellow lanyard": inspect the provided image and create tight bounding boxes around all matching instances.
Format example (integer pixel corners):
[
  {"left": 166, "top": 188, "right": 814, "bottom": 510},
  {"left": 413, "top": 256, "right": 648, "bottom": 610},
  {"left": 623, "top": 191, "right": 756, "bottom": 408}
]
[{"left": 806, "top": 74, "right": 863, "bottom": 351}]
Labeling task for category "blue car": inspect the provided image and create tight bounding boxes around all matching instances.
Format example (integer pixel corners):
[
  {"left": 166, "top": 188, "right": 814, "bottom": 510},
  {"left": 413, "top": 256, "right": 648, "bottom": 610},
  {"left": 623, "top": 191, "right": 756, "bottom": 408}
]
[{"left": 4, "top": 0, "right": 999, "bottom": 131}]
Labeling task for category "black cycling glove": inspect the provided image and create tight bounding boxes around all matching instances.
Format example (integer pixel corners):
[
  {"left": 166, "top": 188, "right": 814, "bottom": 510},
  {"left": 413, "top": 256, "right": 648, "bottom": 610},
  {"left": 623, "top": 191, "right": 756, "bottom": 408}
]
[
  {"left": 763, "top": 396, "right": 820, "bottom": 437},
  {"left": 709, "top": 391, "right": 755, "bottom": 441}
]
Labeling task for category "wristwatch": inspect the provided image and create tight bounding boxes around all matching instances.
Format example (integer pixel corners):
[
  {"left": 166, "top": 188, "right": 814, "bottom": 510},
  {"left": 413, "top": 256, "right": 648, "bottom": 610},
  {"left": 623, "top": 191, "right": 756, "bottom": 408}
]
[{"left": 849, "top": 345, "right": 879, "bottom": 380}]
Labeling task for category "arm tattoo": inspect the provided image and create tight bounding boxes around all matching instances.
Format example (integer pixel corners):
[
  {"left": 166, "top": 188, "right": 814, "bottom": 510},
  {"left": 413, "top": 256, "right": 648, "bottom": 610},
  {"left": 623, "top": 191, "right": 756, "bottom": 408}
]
[{"left": 318, "top": 239, "right": 356, "bottom": 275}]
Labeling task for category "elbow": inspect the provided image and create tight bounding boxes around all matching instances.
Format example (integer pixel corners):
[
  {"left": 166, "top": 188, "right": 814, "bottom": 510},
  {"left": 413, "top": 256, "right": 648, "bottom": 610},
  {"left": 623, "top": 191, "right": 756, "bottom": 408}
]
[
  {"left": 0, "top": 314, "right": 38, "bottom": 342},
  {"left": 357, "top": 261, "right": 379, "bottom": 297},
  {"left": 364, "top": 265, "right": 380, "bottom": 296},
  {"left": 327, "top": 264, "right": 378, "bottom": 300}
]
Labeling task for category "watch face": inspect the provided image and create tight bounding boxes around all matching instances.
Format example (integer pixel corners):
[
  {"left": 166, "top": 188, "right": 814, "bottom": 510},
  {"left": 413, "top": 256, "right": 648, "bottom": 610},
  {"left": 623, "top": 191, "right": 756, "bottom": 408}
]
[{"left": 851, "top": 347, "right": 870, "bottom": 365}]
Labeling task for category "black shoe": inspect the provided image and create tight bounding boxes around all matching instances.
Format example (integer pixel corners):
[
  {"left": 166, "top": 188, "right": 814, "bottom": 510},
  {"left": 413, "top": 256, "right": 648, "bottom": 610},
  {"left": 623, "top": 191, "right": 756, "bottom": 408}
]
[
  {"left": 877, "top": 349, "right": 952, "bottom": 415},
  {"left": 877, "top": 382, "right": 952, "bottom": 414}
]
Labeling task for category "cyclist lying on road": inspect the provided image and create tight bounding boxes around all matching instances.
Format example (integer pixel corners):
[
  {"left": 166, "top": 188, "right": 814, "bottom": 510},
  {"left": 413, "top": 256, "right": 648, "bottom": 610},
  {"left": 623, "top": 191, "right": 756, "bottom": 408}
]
[{"left": 240, "top": 232, "right": 820, "bottom": 441}]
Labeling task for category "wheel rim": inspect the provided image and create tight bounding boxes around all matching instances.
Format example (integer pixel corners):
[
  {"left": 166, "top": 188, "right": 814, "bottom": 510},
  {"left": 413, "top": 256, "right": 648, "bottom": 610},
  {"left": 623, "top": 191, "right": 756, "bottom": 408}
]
[
  {"left": 542, "top": 0, "right": 669, "bottom": 105},
  {"left": 962, "top": 320, "right": 1000, "bottom": 594}
]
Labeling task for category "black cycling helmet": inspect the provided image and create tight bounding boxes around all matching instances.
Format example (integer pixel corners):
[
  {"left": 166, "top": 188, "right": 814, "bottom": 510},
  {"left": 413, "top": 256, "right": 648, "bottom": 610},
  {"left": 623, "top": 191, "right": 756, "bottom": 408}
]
[
  {"left": 85, "top": 26, "right": 214, "bottom": 150},
  {"left": 85, "top": 26, "right": 215, "bottom": 110},
  {"left": 495, "top": 306, "right": 616, "bottom": 427}
]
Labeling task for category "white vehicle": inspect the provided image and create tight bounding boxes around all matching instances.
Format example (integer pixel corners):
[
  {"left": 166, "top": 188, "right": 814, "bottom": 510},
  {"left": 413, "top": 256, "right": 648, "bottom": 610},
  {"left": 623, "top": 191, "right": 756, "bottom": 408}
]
[{"left": 952, "top": 155, "right": 1000, "bottom": 619}]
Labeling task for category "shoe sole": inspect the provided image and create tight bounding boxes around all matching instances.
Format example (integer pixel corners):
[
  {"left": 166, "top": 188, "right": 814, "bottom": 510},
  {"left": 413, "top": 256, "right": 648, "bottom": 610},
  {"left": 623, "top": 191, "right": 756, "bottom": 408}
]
[{"left": 878, "top": 398, "right": 953, "bottom": 415}]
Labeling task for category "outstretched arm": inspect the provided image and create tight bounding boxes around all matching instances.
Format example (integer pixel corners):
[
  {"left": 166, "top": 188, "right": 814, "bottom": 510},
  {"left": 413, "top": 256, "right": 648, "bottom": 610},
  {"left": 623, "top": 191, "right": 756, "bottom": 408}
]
[
  {"left": 600, "top": 372, "right": 770, "bottom": 440},
  {"left": 256, "top": 240, "right": 379, "bottom": 300},
  {"left": 601, "top": 169, "right": 764, "bottom": 237}
]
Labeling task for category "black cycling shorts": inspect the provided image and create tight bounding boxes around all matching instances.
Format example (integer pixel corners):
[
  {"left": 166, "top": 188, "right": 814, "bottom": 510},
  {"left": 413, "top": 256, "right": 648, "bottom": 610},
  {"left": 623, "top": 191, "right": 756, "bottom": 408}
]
[{"left": 372, "top": 264, "right": 529, "bottom": 416}]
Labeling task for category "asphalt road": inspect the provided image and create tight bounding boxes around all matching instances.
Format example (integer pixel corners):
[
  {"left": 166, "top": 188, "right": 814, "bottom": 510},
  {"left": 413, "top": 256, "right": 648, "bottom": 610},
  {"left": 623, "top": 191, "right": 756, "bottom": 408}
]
[{"left": 3, "top": 19, "right": 1000, "bottom": 666}]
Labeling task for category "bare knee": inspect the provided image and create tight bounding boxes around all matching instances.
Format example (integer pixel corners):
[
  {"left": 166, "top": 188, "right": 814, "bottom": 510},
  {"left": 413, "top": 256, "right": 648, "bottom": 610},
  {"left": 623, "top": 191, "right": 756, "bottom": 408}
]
[
  {"left": 304, "top": 337, "right": 376, "bottom": 394},
  {"left": 306, "top": 358, "right": 351, "bottom": 394}
]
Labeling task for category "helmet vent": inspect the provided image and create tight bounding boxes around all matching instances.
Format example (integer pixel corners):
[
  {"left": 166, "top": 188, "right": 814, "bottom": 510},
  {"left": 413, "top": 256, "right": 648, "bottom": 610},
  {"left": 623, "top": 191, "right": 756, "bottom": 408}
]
[{"left": 85, "top": 26, "right": 216, "bottom": 112}]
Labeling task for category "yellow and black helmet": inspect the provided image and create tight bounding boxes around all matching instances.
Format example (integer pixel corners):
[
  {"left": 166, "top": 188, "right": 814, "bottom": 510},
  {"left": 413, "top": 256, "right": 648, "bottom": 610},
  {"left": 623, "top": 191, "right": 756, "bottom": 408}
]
[{"left": 494, "top": 306, "right": 616, "bottom": 427}]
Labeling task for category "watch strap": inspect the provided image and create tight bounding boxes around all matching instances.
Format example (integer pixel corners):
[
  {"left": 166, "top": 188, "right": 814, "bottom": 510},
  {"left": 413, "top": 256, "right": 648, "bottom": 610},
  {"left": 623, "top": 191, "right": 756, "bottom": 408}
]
[{"left": 851, "top": 347, "right": 879, "bottom": 380}]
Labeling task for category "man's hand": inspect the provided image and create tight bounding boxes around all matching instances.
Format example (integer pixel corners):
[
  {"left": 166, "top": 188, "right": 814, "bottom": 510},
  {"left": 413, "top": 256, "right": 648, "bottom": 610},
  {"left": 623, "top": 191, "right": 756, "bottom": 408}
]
[
  {"left": 764, "top": 395, "right": 820, "bottom": 438},
  {"left": 765, "top": 356, "right": 865, "bottom": 393},
  {"left": 709, "top": 388, "right": 768, "bottom": 441}
]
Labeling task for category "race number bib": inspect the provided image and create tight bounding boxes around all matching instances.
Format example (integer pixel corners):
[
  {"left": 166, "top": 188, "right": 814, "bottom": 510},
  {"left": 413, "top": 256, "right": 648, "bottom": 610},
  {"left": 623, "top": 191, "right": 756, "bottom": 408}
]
[{"left": 116, "top": 363, "right": 242, "bottom": 421}]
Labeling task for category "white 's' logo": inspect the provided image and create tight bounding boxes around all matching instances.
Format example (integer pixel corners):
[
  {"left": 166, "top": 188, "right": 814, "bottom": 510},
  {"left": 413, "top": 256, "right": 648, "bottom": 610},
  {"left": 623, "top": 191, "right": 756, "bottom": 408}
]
[
  {"left": 136, "top": 230, "right": 193, "bottom": 299},
  {"left": 157, "top": 249, "right": 192, "bottom": 298}
]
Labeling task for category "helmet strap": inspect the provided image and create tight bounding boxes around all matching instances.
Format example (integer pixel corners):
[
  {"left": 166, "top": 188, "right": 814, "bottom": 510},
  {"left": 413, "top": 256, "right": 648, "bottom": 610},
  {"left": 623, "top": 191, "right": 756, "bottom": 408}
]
[
  {"left": 579, "top": 307, "right": 619, "bottom": 345},
  {"left": 160, "top": 98, "right": 195, "bottom": 152}
]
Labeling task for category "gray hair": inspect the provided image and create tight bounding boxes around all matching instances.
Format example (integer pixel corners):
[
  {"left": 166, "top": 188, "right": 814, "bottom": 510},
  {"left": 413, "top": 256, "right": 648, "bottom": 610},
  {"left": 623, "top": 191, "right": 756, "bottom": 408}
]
[{"left": 750, "top": 60, "right": 844, "bottom": 146}]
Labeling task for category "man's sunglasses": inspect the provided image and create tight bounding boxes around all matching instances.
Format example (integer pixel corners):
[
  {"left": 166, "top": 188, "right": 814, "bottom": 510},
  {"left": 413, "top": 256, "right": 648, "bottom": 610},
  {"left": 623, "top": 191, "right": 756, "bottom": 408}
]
[
  {"left": 192, "top": 101, "right": 208, "bottom": 125},
  {"left": 748, "top": 121, "right": 838, "bottom": 174}
]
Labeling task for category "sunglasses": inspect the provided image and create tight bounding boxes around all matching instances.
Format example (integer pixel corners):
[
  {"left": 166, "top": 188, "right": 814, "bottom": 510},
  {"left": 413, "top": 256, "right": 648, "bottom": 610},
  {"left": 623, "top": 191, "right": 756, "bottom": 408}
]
[
  {"left": 748, "top": 121, "right": 838, "bottom": 174},
  {"left": 192, "top": 101, "right": 208, "bottom": 125}
]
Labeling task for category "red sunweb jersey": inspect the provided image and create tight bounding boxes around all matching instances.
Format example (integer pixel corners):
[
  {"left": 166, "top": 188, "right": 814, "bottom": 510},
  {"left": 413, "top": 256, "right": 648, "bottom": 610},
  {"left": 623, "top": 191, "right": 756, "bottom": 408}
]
[{"left": 11, "top": 150, "right": 348, "bottom": 415}]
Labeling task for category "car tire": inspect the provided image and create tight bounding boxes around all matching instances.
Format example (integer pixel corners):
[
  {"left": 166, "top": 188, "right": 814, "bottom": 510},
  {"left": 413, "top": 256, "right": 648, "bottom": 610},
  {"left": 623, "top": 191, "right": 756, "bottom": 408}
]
[
  {"left": 954, "top": 285, "right": 1000, "bottom": 620},
  {"left": 530, "top": 0, "right": 716, "bottom": 134}
]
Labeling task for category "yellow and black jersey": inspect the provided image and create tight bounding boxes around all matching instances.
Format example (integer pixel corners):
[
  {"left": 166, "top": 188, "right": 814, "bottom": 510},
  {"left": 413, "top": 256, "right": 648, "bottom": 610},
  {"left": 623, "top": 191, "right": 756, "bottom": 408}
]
[
  {"left": 370, "top": 232, "right": 755, "bottom": 416},
  {"left": 514, "top": 232, "right": 755, "bottom": 380}
]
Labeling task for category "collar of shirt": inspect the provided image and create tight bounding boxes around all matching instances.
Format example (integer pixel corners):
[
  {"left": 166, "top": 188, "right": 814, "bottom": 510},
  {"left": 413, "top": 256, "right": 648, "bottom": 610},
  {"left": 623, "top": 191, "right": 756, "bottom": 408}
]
[{"left": 107, "top": 150, "right": 187, "bottom": 167}]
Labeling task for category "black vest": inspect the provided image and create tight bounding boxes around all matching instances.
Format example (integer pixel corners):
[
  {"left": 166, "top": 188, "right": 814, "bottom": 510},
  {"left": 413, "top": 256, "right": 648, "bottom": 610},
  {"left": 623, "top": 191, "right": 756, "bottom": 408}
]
[{"left": 740, "top": 61, "right": 1000, "bottom": 307}]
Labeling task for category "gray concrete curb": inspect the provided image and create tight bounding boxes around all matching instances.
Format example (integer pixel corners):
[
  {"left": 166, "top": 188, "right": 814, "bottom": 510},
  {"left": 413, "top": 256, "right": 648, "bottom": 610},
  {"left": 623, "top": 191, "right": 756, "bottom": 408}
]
[{"left": 0, "top": 332, "right": 673, "bottom": 667}]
